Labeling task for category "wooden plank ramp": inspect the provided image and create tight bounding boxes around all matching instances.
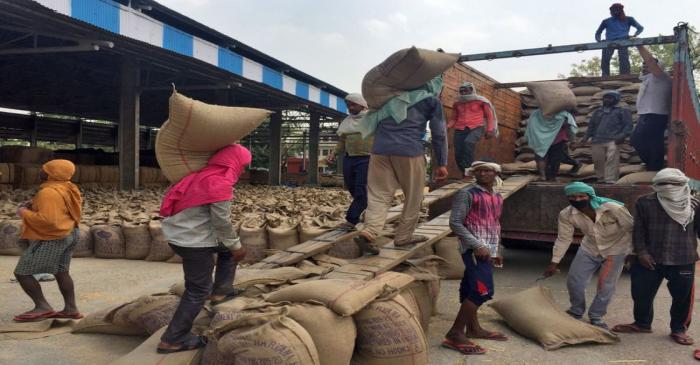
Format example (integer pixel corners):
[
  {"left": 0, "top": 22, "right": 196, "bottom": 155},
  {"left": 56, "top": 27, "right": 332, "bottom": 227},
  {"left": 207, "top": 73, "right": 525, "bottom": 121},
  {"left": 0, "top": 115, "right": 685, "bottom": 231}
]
[
  {"left": 249, "top": 175, "right": 534, "bottom": 271},
  {"left": 325, "top": 175, "right": 536, "bottom": 280},
  {"left": 249, "top": 181, "right": 472, "bottom": 269}
]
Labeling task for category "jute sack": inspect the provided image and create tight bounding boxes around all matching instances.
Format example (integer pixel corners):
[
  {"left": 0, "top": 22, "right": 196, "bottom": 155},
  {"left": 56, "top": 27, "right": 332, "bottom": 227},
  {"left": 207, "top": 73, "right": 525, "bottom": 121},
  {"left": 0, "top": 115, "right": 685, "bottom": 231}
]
[
  {"left": 352, "top": 294, "right": 429, "bottom": 365},
  {"left": 72, "top": 304, "right": 148, "bottom": 336},
  {"left": 490, "top": 286, "right": 619, "bottom": 350},
  {"left": 0, "top": 220, "right": 25, "bottom": 256},
  {"left": 127, "top": 294, "right": 181, "bottom": 335},
  {"left": 91, "top": 225, "right": 126, "bottom": 259},
  {"left": 122, "top": 223, "right": 151, "bottom": 260},
  {"left": 526, "top": 81, "right": 577, "bottom": 118},
  {"left": 298, "top": 222, "right": 329, "bottom": 242},
  {"left": 169, "top": 267, "right": 310, "bottom": 297},
  {"left": 362, "top": 47, "right": 459, "bottom": 109},
  {"left": 263, "top": 271, "right": 415, "bottom": 316},
  {"left": 287, "top": 303, "right": 357, "bottom": 365},
  {"left": 146, "top": 220, "right": 174, "bottom": 261},
  {"left": 327, "top": 238, "right": 362, "bottom": 259},
  {"left": 311, "top": 253, "right": 350, "bottom": 268},
  {"left": 0, "top": 163, "right": 14, "bottom": 184},
  {"left": 155, "top": 91, "right": 272, "bottom": 183},
  {"left": 267, "top": 220, "right": 299, "bottom": 251},
  {"left": 616, "top": 171, "right": 657, "bottom": 185},
  {"left": 571, "top": 86, "right": 602, "bottom": 96},
  {"left": 396, "top": 266, "right": 441, "bottom": 332},
  {"left": 239, "top": 219, "right": 267, "bottom": 264},
  {"left": 435, "top": 236, "right": 465, "bottom": 279},
  {"left": 72, "top": 224, "right": 94, "bottom": 258},
  {"left": 406, "top": 255, "right": 445, "bottom": 315},
  {"left": 619, "top": 164, "right": 645, "bottom": 176},
  {"left": 295, "top": 260, "right": 331, "bottom": 276},
  {"left": 205, "top": 312, "right": 321, "bottom": 365},
  {"left": 109, "top": 327, "right": 201, "bottom": 365}
]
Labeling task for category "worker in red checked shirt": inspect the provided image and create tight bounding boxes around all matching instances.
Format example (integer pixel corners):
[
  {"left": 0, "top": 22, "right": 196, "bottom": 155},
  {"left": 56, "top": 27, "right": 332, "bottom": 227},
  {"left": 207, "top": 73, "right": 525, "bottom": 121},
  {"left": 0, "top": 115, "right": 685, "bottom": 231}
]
[{"left": 447, "top": 82, "right": 498, "bottom": 176}]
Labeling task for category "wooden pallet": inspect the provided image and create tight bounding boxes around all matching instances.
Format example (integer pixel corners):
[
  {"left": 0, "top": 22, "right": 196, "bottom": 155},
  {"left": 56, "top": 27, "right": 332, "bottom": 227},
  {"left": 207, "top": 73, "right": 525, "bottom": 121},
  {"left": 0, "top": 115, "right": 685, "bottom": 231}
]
[
  {"left": 250, "top": 175, "right": 534, "bottom": 272},
  {"left": 323, "top": 174, "right": 536, "bottom": 280}
]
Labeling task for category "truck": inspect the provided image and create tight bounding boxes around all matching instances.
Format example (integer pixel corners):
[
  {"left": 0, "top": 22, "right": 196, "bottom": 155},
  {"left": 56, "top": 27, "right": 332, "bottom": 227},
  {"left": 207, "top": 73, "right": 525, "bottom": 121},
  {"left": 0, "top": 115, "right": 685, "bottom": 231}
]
[{"left": 438, "top": 23, "right": 699, "bottom": 243}]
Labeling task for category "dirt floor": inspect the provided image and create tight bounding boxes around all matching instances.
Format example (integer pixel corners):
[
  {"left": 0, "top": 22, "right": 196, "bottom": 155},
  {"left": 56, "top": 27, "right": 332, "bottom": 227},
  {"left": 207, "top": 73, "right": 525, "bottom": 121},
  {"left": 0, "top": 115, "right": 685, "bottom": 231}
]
[{"left": 0, "top": 245, "right": 698, "bottom": 365}]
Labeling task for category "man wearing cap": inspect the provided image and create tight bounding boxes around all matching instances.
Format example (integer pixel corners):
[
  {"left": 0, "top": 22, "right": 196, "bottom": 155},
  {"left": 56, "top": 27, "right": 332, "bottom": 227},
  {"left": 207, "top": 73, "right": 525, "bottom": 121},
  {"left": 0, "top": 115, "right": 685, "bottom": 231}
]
[
  {"left": 630, "top": 45, "right": 672, "bottom": 172},
  {"left": 543, "top": 182, "right": 633, "bottom": 329},
  {"left": 613, "top": 169, "right": 700, "bottom": 346},
  {"left": 328, "top": 94, "right": 372, "bottom": 230},
  {"left": 13, "top": 160, "right": 83, "bottom": 322},
  {"left": 447, "top": 82, "right": 498, "bottom": 175},
  {"left": 585, "top": 90, "right": 633, "bottom": 183},
  {"left": 595, "top": 3, "right": 644, "bottom": 76},
  {"left": 443, "top": 161, "right": 506, "bottom": 355}
]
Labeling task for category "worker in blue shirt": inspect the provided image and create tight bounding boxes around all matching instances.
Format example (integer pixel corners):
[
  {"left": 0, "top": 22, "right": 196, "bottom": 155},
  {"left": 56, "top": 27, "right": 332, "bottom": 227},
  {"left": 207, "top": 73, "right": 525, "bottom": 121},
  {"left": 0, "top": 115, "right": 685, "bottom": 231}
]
[{"left": 595, "top": 3, "right": 644, "bottom": 76}]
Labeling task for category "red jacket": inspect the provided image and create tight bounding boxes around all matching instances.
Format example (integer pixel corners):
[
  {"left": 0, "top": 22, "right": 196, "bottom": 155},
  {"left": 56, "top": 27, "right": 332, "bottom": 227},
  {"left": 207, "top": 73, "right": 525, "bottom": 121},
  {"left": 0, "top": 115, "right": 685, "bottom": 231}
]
[{"left": 448, "top": 100, "right": 495, "bottom": 132}]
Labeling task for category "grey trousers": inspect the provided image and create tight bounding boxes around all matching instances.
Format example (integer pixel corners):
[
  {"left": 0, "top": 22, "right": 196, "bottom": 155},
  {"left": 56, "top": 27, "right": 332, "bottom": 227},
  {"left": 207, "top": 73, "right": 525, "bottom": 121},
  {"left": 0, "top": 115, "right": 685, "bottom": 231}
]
[
  {"left": 591, "top": 141, "right": 620, "bottom": 183},
  {"left": 567, "top": 248, "right": 626, "bottom": 320}
]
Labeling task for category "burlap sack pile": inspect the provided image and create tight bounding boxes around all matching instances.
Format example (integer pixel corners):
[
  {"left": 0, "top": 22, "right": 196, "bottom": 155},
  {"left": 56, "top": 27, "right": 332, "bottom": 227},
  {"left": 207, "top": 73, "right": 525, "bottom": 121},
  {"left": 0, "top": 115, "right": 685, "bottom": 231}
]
[{"left": 510, "top": 79, "right": 649, "bottom": 182}]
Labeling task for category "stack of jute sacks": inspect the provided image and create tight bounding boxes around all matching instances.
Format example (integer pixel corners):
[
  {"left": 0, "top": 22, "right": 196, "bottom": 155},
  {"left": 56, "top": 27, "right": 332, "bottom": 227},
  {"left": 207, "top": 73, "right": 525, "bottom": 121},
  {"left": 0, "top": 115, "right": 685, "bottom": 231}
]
[
  {"left": 505, "top": 79, "right": 648, "bottom": 182},
  {"left": 0, "top": 184, "right": 355, "bottom": 264},
  {"left": 75, "top": 255, "right": 441, "bottom": 365}
]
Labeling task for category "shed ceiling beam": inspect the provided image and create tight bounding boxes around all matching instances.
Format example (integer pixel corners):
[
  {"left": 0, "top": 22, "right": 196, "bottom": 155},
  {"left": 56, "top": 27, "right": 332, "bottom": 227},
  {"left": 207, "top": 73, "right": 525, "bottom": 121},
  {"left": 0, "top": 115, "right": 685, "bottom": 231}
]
[{"left": 0, "top": 40, "right": 113, "bottom": 55}]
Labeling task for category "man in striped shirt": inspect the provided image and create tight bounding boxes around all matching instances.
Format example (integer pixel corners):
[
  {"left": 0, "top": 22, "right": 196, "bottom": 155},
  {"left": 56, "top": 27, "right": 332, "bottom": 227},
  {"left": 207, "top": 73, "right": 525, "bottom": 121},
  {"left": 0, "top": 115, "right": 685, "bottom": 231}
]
[{"left": 442, "top": 161, "right": 506, "bottom": 356}]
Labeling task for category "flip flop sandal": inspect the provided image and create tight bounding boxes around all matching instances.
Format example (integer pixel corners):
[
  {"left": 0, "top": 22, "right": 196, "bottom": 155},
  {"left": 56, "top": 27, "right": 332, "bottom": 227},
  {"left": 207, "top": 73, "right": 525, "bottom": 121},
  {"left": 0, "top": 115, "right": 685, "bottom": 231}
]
[
  {"left": 13, "top": 311, "right": 56, "bottom": 322},
  {"left": 671, "top": 333, "right": 695, "bottom": 346},
  {"left": 611, "top": 323, "right": 653, "bottom": 333},
  {"left": 354, "top": 235, "right": 379, "bottom": 255},
  {"left": 157, "top": 335, "right": 207, "bottom": 354},
  {"left": 694, "top": 349, "right": 700, "bottom": 360},
  {"left": 210, "top": 288, "right": 246, "bottom": 306},
  {"left": 441, "top": 338, "right": 486, "bottom": 355},
  {"left": 50, "top": 311, "right": 84, "bottom": 319},
  {"left": 469, "top": 331, "right": 508, "bottom": 341}
]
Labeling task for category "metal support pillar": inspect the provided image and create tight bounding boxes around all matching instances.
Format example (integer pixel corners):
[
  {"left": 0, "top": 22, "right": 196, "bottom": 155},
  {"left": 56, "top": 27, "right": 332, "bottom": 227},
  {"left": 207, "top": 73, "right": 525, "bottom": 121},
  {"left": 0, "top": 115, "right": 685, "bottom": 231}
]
[
  {"left": 118, "top": 58, "right": 140, "bottom": 190},
  {"left": 75, "top": 120, "right": 83, "bottom": 149},
  {"left": 308, "top": 112, "right": 320, "bottom": 185},
  {"left": 268, "top": 112, "right": 282, "bottom": 185},
  {"left": 29, "top": 114, "right": 38, "bottom": 147}
]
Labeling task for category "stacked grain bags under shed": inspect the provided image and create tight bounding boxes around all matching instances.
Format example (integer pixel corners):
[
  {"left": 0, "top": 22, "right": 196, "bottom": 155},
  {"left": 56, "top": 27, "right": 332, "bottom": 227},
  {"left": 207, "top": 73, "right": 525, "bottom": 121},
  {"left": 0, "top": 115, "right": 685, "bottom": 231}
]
[
  {"left": 0, "top": 184, "right": 354, "bottom": 263},
  {"left": 508, "top": 79, "right": 646, "bottom": 181}
]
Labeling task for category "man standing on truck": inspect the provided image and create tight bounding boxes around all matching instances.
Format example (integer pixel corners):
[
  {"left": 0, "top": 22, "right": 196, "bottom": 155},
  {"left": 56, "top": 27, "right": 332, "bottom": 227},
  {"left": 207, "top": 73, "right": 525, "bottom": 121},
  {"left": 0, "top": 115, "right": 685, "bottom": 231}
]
[
  {"left": 612, "top": 168, "right": 699, "bottom": 346},
  {"left": 630, "top": 45, "right": 672, "bottom": 172},
  {"left": 595, "top": 3, "right": 644, "bottom": 76},
  {"left": 585, "top": 90, "right": 633, "bottom": 184},
  {"left": 526, "top": 109, "right": 580, "bottom": 181},
  {"left": 354, "top": 76, "right": 449, "bottom": 255},
  {"left": 443, "top": 161, "right": 507, "bottom": 355},
  {"left": 447, "top": 82, "right": 497, "bottom": 175},
  {"left": 542, "top": 182, "right": 633, "bottom": 329}
]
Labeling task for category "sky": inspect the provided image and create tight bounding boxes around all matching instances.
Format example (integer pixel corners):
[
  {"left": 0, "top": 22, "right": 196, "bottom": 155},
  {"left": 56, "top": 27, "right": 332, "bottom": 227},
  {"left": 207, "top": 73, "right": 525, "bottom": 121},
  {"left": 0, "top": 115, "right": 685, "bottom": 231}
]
[{"left": 158, "top": 0, "right": 699, "bottom": 93}]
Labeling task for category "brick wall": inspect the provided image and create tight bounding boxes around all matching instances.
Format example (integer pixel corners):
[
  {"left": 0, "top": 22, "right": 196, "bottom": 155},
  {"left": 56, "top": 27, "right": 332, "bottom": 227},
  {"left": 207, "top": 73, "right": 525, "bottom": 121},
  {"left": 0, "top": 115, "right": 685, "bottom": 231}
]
[{"left": 440, "top": 63, "right": 521, "bottom": 178}]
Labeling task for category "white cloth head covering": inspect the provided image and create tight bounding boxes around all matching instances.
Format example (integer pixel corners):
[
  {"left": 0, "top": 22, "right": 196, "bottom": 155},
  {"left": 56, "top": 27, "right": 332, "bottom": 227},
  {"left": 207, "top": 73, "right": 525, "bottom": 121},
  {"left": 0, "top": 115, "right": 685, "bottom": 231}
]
[
  {"left": 337, "top": 93, "right": 369, "bottom": 136},
  {"left": 652, "top": 168, "right": 695, "bottom": 229},
  {"left": 345, "top": 93, "right": 368, "bottom": 109},
  {"left": 467, "top": 161, "right": 503, "bottom": 187}
]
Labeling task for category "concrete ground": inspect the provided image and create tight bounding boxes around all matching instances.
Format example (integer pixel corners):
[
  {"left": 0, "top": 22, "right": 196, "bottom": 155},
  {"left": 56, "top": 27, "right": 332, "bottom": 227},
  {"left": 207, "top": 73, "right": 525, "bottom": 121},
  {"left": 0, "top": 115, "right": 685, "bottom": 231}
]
[{"left": 0, "top": 246, "right": 698, "bottom": 365}]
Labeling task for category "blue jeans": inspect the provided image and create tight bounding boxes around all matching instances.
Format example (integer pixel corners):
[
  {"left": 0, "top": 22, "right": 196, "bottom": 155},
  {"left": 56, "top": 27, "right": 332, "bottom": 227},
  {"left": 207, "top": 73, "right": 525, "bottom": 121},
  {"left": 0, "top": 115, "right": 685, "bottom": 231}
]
[
  {"left": 342, "top": 155, "right": 370, "bottom": 224},
  {"left": 601, "top": 46, "right": 630, "bottom": 76}
]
